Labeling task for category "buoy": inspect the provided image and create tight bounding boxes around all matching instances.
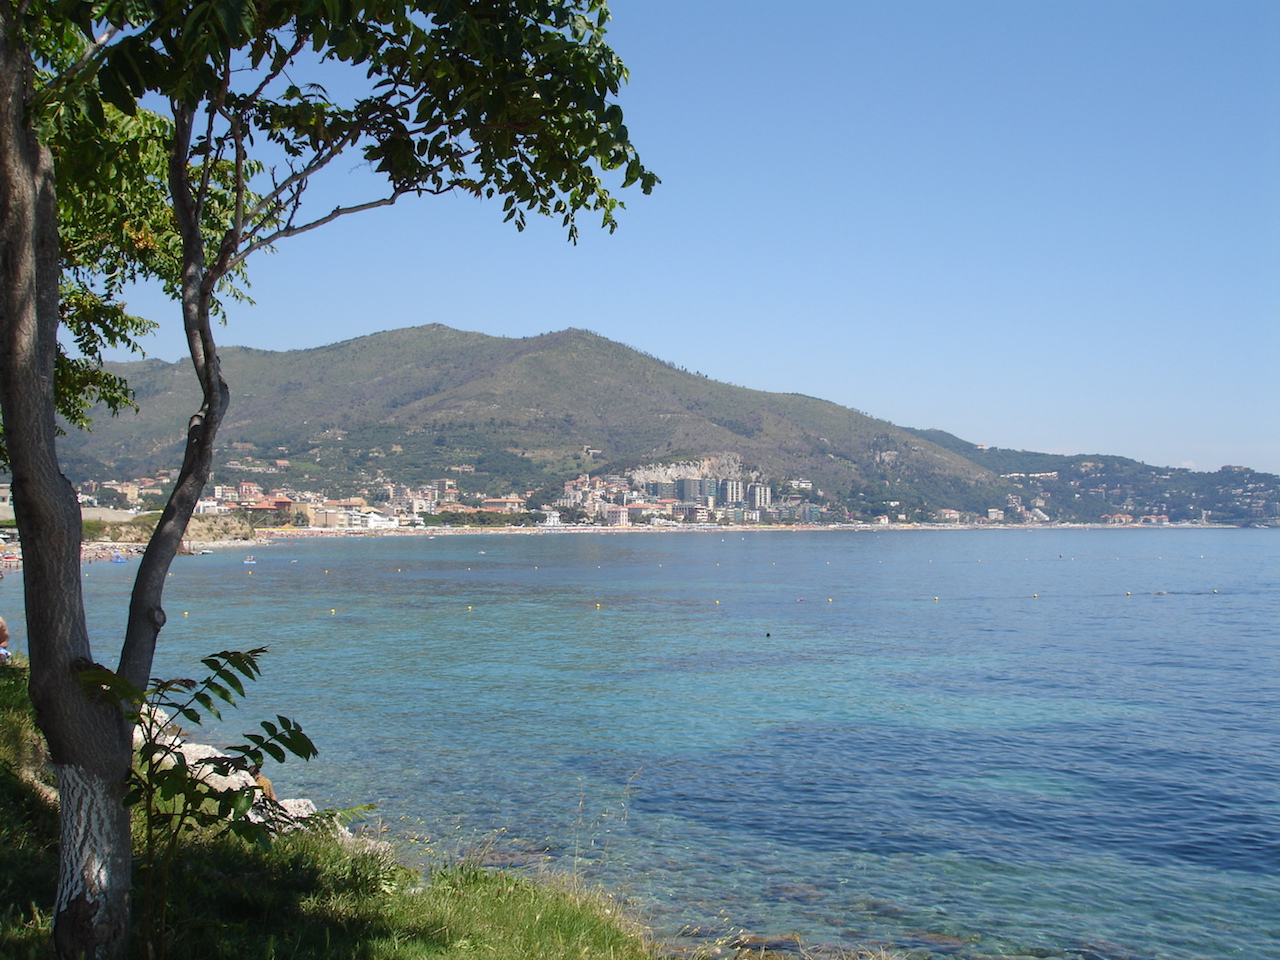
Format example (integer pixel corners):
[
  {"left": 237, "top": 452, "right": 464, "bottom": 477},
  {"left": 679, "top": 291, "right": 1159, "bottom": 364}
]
[
  {"left": 715, "top": 600, "right": 720, "bottom": 604},
  {"left": 828, "top": 598, "right": 833, "bottom": 602},
  {"left": 183, "top": 611, "right": 189, "bottom": 616},
  {"left": 595, "top": 603, "right": 601, "bottom": 609},
  {"left": 330, "top": 609, "right": 336, "bottom": 614},
  {"left": 934, "top": 597, "right": 939, "bottom": 602},
  {"left": 1126, "top": 592, "right": 1131, "bottom": 596},
  {"left": 1213, "top": 589, "right": 1218, "bottom": 594},
  {"left": 467, "top": 605, "right": 472, "bottom": 611},
  {"left": 1033, "top": 594, "right": 1038, "bottom": 599}
]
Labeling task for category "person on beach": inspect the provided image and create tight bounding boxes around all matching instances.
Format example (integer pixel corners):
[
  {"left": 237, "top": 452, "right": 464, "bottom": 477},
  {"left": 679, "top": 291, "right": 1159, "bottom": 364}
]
[{"left": 0, "top": 616, "right": 10, "bottom": 665}]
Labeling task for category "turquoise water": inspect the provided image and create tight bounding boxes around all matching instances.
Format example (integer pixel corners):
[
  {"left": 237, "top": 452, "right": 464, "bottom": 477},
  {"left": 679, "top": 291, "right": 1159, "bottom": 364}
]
[{"left": 10, "top": 527, "right": 1280, "bottom": 958}]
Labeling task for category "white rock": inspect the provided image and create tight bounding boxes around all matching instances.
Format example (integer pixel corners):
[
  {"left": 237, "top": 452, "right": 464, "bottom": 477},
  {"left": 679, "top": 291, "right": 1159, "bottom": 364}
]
[{"left": 278, "top": 798, "right": 318, "bottom": 819}]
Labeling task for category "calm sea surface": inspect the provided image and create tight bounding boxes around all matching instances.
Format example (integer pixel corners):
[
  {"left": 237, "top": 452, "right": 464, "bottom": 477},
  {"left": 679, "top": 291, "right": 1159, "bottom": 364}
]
[{"left": 8, "top": 527, "right": 1279, "bottom": 959}]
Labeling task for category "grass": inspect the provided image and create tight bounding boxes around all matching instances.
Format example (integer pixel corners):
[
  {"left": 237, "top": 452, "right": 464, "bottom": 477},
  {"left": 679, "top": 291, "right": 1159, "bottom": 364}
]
[
  {"left": 0, "top": 659, "right": 59, "bottom": 960},
  {"left": 137, "top": 832, "right": 654, "bottom": 960},
  {"left": 0, "top": 660, "right": 906, "bottom": 960},
  {"left": 0, "top": 659, "right": 655, "bottom": 960}
]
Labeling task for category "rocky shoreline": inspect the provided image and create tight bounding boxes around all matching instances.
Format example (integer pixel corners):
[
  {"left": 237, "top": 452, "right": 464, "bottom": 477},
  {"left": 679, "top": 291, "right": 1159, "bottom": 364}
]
[{"left": 134, "top": 704, "right": 388, "bottom": 855}]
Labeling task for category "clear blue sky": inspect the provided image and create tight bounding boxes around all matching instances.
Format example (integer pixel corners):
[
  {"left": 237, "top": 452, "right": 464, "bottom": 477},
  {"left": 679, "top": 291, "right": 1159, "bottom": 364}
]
[{"left": 114, "top": 0, "right": 1280, "bottom": 474}]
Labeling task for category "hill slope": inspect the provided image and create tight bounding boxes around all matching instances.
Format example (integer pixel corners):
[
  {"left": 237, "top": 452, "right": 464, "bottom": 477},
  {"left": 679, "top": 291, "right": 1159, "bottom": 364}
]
[{"left": 62, "top": 324, "right": 1000, "bottom": 511}]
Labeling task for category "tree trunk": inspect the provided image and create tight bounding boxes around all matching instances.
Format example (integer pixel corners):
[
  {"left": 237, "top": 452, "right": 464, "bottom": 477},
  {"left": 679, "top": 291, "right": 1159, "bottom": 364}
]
[
  {"left": 116, "top": 101, "right": 231, "bottom": 691},
  {"left": 0, "top": 15, "right": 133, "bottom": 959}
]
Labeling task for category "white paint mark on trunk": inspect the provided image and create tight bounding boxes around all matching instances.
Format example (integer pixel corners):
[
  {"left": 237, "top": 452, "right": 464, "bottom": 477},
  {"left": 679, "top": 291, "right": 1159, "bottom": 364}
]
[{"left": 54, "top": 764, "right": 124, "bottom": 914}]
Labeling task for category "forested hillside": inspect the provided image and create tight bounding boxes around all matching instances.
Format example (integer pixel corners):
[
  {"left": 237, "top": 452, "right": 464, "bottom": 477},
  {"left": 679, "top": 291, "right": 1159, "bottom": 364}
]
[
  {"left": 61, "top": 325, "right": 1000, "bottom": 512},
  {"left": 54, "top": 325, "right": 1279, "bottom": 523}
]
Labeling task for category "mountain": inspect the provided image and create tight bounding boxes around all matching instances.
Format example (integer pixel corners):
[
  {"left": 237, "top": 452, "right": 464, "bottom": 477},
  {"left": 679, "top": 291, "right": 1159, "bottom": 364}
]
[
  {"left": 56, "top": 324, "right": 1279, "bottom": 523},
  {"left": 61, "top": 325, "right": 998, "bottom": 510}
]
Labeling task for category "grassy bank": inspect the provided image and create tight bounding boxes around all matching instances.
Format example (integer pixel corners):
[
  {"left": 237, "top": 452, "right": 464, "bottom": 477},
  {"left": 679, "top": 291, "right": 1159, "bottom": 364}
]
[
  {"left": 0, "top": 660, "right": 656, "bottom": 960},
  {"left": 0, "top": 661, "right": 904, "bottom": 960}
]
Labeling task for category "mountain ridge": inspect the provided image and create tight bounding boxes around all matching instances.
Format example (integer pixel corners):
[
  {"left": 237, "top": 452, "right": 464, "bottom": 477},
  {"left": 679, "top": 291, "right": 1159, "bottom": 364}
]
[{"left": 56, "top": 324, "right": 1279, "bottom": 523}]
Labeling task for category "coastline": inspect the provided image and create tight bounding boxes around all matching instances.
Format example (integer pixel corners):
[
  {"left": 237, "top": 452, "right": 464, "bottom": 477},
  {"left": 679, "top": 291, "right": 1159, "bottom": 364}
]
[
  {"left": 0, "top": 522, "right": 1254, "bottom": 571},
  {"left": 245, "top": 519, "right": 1243, "bottom": 542},
  {"left": 9, "top": 525, "right": 1269, "bottom": 959}
]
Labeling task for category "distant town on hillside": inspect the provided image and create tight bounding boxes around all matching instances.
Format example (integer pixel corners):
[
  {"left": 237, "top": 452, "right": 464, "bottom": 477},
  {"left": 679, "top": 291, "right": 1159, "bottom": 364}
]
[
  {"left": 7, "top": 453, "right": 1274, "bottom": 532},
  {"left": 5, "top": 325, "right": 1278, "bottom": 531}
]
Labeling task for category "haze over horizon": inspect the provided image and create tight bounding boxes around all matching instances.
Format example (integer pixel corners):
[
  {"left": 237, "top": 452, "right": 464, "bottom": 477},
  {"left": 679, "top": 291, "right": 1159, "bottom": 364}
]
[{"left": 109, "top": 1, "right": 1280, "bottom": 475}]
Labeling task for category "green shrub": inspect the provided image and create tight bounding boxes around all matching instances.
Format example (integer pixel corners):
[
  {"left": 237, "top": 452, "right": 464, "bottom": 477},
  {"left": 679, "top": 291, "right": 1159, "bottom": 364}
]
[{"left": 1, "top": 656, "right": 656, "bottom": 960}]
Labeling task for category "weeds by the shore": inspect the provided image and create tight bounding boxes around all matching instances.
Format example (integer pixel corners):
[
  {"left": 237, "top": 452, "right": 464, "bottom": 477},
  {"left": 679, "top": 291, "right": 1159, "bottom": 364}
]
[
  {"left": 0, "top": 660, "right": 906, "bottom": 960},
  {"left": 0, "top": 659, "right": 656, "bottom": 960}
]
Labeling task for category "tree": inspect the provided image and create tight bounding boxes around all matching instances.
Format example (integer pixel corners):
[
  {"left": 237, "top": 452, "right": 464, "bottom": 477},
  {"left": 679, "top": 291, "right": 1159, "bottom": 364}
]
[{"left": 0, "top": 2, "right": 654, "bottom": 956}]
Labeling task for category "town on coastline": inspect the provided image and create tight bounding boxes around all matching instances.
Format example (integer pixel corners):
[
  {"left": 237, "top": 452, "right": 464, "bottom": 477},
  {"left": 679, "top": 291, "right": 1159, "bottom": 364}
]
[{"left": 4, "top": 454, "right": 1277, "bottom": 540}]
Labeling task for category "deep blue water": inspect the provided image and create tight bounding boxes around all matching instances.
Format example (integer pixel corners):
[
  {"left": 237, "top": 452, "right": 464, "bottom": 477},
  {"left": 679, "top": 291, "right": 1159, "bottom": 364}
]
[{"left": 6, "top": 527, "right": 1278, "bottom": 959}]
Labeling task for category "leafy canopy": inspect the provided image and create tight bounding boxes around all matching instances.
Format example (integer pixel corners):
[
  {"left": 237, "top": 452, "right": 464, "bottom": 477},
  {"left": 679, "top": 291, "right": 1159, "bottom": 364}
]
[{"left": 4, "top": 0, "right": 655, "bottom": 465}]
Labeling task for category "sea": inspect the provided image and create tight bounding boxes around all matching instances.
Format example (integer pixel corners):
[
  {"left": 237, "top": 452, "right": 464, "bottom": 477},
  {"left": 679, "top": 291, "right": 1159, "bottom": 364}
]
[{"left": 6, "top": 526, "right": 1279, "bottom": 959}]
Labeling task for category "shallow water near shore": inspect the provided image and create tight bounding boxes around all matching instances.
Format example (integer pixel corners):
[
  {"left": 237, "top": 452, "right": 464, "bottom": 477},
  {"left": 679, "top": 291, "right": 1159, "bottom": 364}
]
[{"left": 19, "top": 527, "right": 1280, "bottom": 958}]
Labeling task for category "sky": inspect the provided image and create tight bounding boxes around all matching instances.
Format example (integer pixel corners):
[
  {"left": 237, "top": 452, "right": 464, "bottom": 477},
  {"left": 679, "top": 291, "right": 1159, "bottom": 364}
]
[{"left": 110, "top": 0, "right": 1280, "bottom": 475}]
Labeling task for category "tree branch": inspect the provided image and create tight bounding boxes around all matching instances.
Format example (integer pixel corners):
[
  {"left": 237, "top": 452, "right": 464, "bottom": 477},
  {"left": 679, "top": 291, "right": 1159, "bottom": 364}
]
[
  {"left": 231, "top": 190, "right": 419, "bottom": 268},
  {"left": 28, "top": 25, "right": 123, "bottom": 115},
  {"left": 243, "top": 133, "right": 358, "bottom": 225},
  {"left": 118, "top": 103, "right": 231, "bottom": 688}
]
